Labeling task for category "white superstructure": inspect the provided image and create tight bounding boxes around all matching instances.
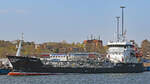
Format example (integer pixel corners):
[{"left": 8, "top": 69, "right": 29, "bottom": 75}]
[{"left": 107, "top": 41, "right": 138, "bottom": 63}]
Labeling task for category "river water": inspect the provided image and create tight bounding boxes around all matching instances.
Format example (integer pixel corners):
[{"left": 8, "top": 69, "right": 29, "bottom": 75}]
[{"left": 0, "top": 72, "right": 150, "bottom": 84}]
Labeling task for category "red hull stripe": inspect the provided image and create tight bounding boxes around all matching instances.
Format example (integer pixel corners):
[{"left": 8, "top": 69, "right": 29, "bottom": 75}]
[{"left": 8, "top": 72, "right": 62, "bottom": 76}]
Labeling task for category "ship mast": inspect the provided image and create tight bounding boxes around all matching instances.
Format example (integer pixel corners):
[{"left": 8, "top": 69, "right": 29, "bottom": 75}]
[
  {"left": 16, "top": 33, "right": 24, "bottom": 56},
  {"left": 116, "top": 16, "right": 120, "bottom": 42},
  {"left": 120, "top": 6, "right": 126, "bottom": 41}
]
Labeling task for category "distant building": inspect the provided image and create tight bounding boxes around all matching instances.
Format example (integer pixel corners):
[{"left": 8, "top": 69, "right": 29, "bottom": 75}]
[
  {"left": 35, "top": 44, "right": 40, "bottom": 49},
  {"left": 35, "top": 44, "right": 47, "bottom": 49},
  {"left": 11, "top": 40, "right": 18, "bottom": 44},
  {"left": 83, "top": 39, "right": 103, "bottom": 52},
  {"left": 84, "top": 39, "right": 103, "bottom": 47}
]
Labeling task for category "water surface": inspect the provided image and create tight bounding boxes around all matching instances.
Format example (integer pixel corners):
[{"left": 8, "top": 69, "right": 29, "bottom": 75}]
[{"left": 0, "top": 72, "right": 150, "bottom": 84}]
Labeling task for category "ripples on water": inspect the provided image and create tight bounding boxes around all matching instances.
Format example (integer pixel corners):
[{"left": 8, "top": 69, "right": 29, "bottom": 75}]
[{"left": 0, "top": 72, "right": 150, "bottom": 84}]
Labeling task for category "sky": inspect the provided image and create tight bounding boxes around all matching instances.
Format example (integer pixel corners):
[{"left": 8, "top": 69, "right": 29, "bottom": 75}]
[{"left": 0, "top": 0, "right": 150, "bottom": 45}]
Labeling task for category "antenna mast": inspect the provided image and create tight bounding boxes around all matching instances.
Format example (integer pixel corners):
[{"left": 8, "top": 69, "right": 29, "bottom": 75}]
[
  {"left": 116, "top": 16, "right": 120, "bottom": 41},
  {"left": 120, "top": 6, "right": 125, "bottom": 40}
]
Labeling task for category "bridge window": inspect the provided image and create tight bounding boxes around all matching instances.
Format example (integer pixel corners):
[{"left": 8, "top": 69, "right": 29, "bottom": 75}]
[{"left": 108, "top": 45, "right": 133, "bottom": 48}]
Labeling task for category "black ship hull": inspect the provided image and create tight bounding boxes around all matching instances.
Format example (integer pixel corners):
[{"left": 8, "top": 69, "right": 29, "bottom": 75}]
[{"left": 7, "top": 56, "right": 144, "bottom": 75}]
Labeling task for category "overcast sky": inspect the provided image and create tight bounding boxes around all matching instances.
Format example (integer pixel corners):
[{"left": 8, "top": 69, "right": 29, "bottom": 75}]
[{"left": 0, "top": 0, "right": 150, "bottom": 45}]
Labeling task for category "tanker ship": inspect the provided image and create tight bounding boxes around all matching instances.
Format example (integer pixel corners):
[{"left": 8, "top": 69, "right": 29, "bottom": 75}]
[{"left": 7, "top": 33, "right": 144, "bottom": 75}]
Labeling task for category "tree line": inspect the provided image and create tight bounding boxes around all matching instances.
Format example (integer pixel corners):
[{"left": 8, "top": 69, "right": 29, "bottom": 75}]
[{"left": 0, "top": 39, "right": 149, "bottom": 59}]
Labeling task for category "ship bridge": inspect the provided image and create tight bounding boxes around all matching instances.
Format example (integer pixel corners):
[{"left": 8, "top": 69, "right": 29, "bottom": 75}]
[
  {"left": 107, "top": 41, "right": 138, "bottom": 63},
  {"left": 107, "top": 41, "right": 133, "bottom": 46}
]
